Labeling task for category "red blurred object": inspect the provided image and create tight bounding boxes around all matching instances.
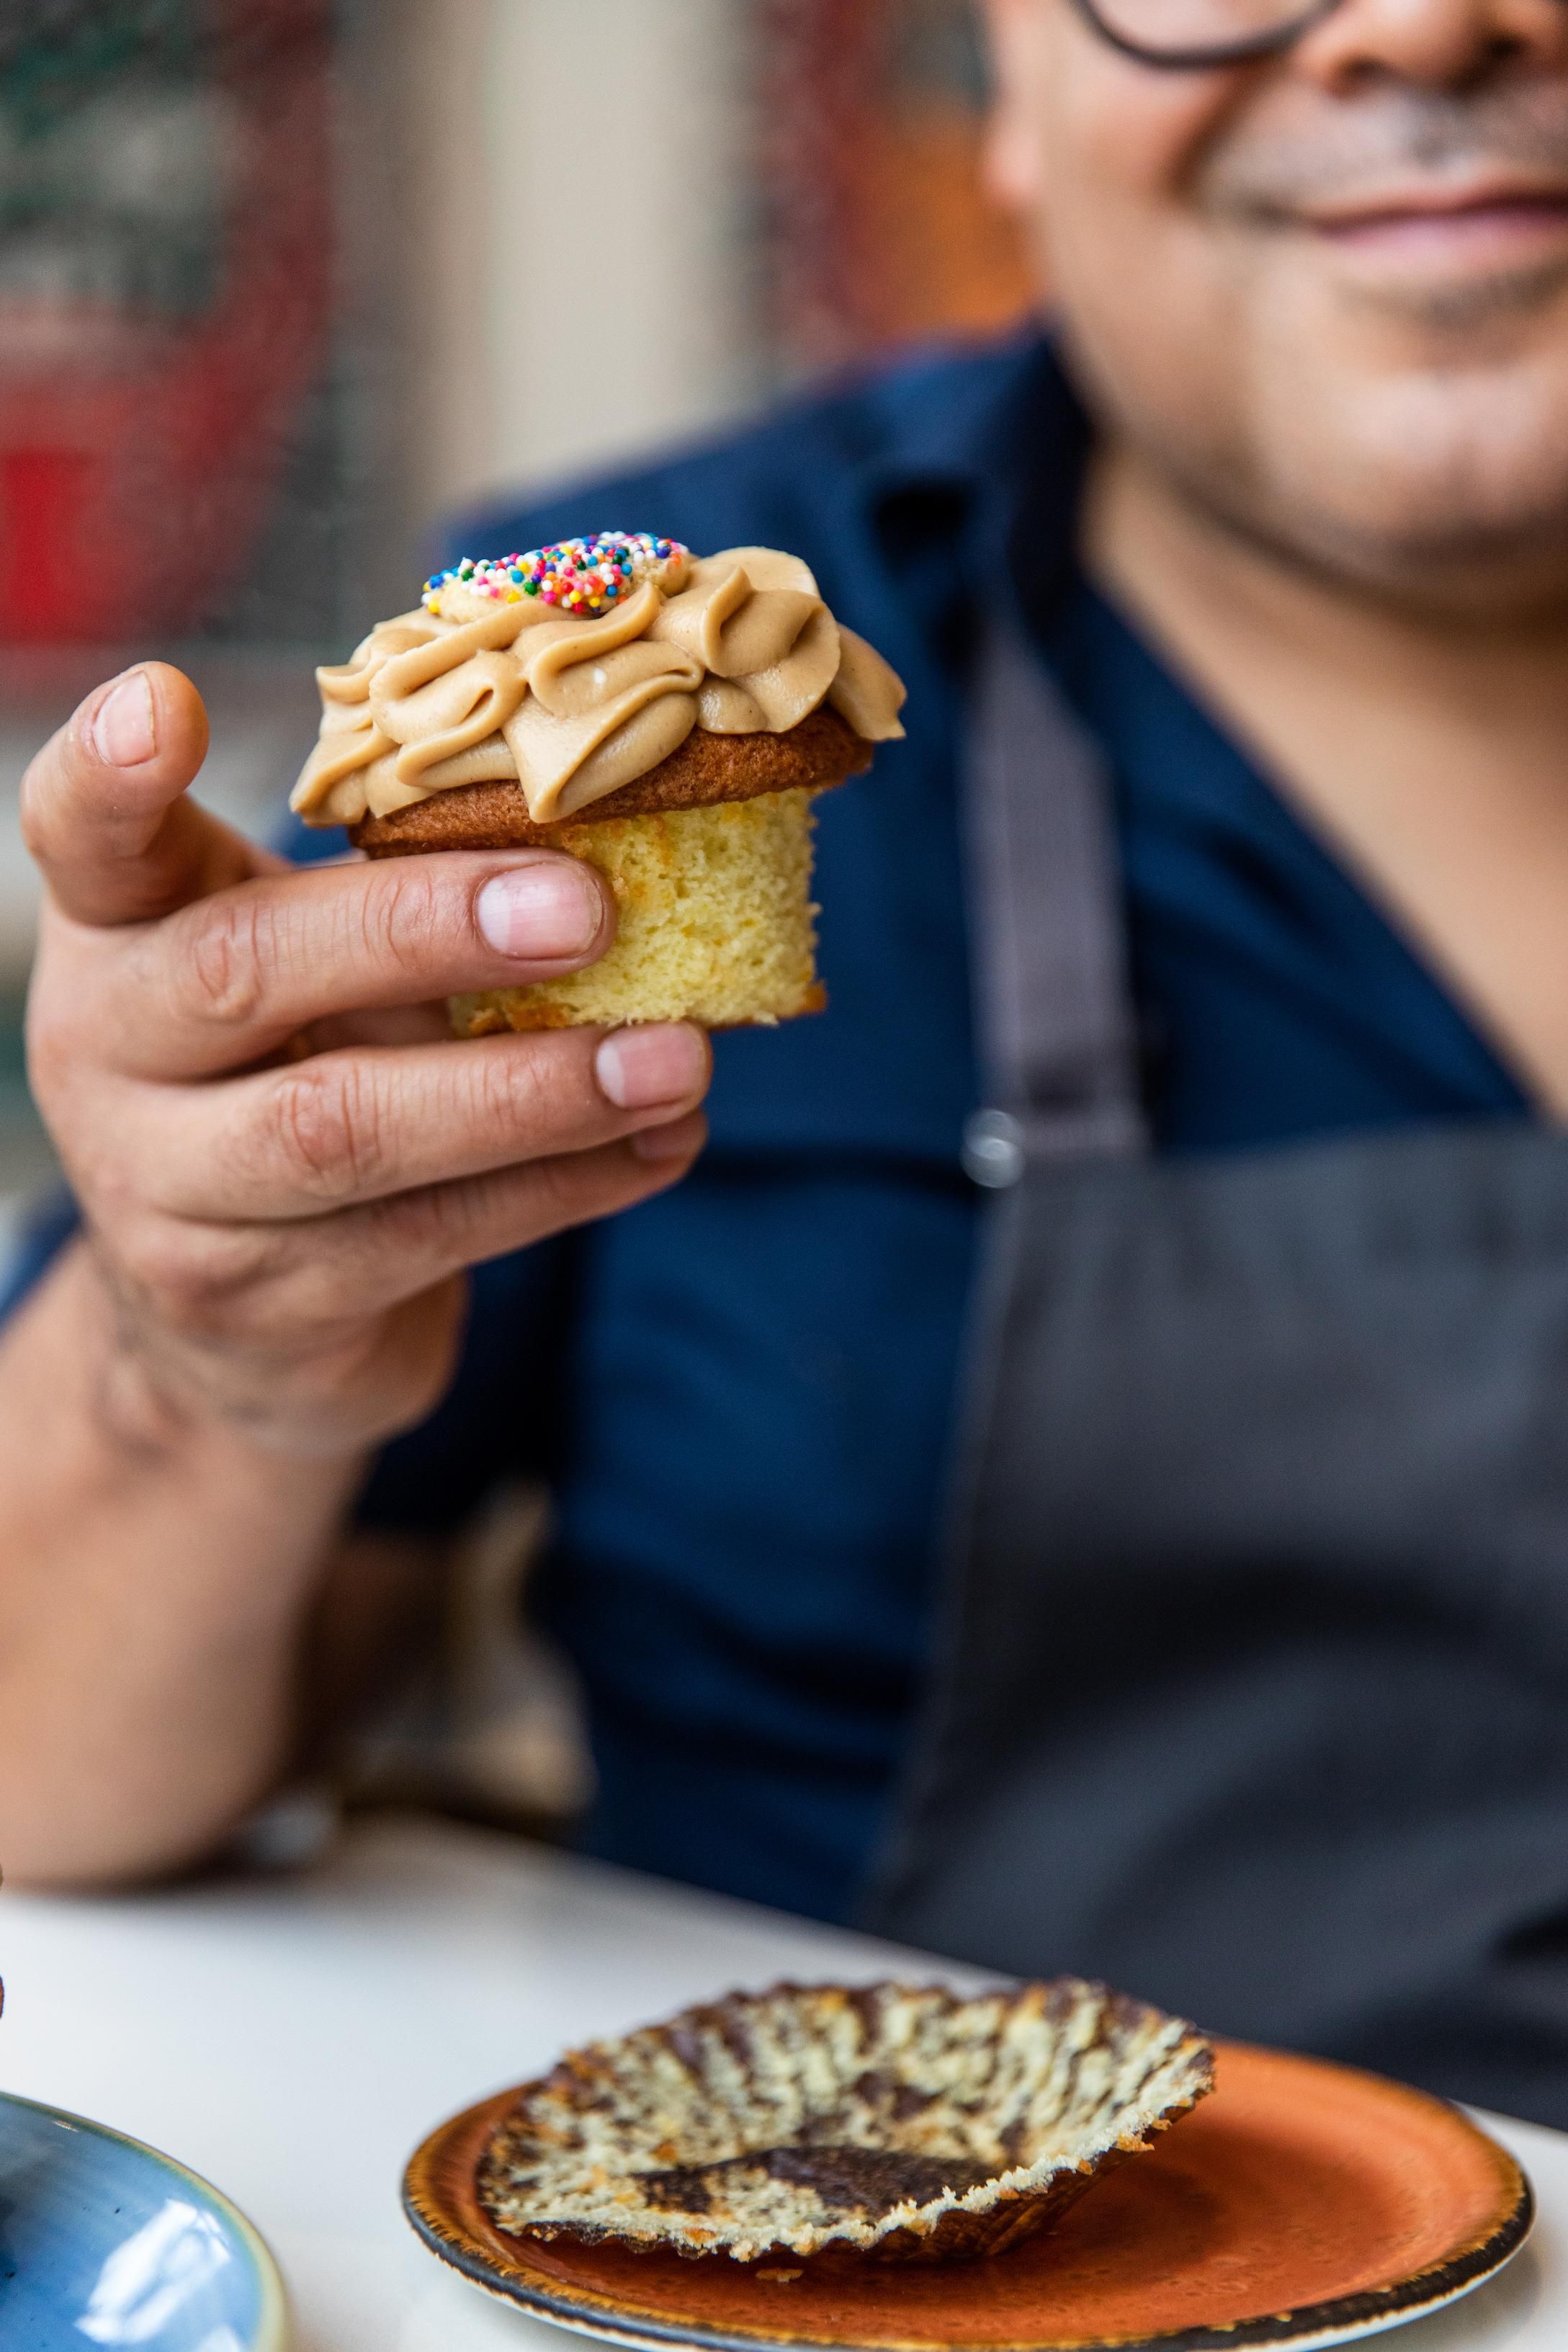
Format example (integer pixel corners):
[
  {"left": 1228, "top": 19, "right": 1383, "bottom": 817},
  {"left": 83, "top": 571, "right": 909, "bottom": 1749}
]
[
  {"left": 762, "top": 0, "right": 1034, "bottom": 372},
  {"left": 0, "top": 0, "right": 333, "bottom": 645}
]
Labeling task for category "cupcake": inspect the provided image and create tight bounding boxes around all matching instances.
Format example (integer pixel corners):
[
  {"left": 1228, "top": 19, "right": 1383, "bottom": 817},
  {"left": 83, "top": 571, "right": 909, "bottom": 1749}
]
[{"left": 290, "top": 533, "right": 906, "bottom": 1033}]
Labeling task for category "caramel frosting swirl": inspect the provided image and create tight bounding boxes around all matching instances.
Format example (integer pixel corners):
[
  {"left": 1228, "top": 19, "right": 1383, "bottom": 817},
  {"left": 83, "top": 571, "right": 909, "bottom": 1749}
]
[{"left": 292, "top": 540, "right": 906, "bottom": 828}]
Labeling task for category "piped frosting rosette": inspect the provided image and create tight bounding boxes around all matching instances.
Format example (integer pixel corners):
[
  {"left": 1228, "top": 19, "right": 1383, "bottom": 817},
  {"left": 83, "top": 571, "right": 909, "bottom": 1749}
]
[{"left": 291, "top": 533, "right": 906, "bottom": 830}]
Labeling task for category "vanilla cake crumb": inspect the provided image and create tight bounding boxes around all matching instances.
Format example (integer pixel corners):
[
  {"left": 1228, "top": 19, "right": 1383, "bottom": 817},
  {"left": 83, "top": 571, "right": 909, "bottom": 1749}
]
[{"left": 452, "top": 787, "right": 824, "bottom": 1035}]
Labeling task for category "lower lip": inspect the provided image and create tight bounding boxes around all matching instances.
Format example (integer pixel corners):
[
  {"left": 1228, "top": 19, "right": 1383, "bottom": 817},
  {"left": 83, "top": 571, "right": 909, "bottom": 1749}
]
[{"left": 1312, "top": 197, "right": 1568, "bottom": 269}]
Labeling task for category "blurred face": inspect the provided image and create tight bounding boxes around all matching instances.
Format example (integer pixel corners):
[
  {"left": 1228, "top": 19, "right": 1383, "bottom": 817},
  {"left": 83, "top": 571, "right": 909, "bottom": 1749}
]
[{"left": 982, "top": 0, "right": 1568, "bottom": 603}]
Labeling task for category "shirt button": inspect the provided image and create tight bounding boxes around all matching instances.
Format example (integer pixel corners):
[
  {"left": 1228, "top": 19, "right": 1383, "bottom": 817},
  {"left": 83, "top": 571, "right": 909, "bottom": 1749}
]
[{"left": 962, "top": 1109, "right": 1026, "bottom": 1190}]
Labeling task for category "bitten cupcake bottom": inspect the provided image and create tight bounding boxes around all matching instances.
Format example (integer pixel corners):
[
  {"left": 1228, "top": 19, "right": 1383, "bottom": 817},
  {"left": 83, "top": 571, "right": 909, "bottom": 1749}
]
[{"left": 451, "top": 786, "right": 826, "bottom": 1035}]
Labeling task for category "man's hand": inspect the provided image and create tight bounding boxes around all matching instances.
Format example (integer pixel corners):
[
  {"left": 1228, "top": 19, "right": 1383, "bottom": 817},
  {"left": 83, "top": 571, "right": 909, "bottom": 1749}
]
[
  {"left": 22, "top": 662, "right": 711, "bottom": 1458},
  {"left": 0, "top": 660, "right": 710, "bottom": 1882}
]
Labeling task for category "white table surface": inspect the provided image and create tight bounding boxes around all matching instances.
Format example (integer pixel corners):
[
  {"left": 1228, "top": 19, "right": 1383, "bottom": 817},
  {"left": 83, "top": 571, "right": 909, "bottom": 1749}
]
[{"left": 1, "top": 1815, "right": 1564, "bottom": 2352}]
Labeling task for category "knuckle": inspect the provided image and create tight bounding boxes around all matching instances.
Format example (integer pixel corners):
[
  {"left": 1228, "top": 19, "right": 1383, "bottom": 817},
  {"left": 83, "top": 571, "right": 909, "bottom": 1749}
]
[
  {"left": 269, "top": 1060, "right": 387, "bottom": 1204},
  {"left": 481, "top": 1034, "right": 601, "bottom": 1153},
  {"left": 169, "top": 892, "right": 277, "bottom": 1031},
  {"left": 361, "top": 860, "right": 449, "bottom": 985},
  {"left": 475, "top": 1037, "right": 557, "bottom": 1137}
]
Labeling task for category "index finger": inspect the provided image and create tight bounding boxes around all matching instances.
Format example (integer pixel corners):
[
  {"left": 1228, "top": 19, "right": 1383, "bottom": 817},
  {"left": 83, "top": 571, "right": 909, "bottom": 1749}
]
[
  {"left": 65, "top": 846, "right": 618, "bottom": 1081},
  {"left": 22, "top": 663, "right": 270, "bottom": 927}
]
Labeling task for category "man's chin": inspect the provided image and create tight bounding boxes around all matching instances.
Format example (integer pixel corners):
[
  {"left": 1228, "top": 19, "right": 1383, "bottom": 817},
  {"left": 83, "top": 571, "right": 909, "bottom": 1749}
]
[
  {"left": 1325, "top": 254, "right": 1568, "bottom": 342},
  {"left": 1229, "top": 341, "right": 1568, "bottom": 608},
  {"left": 1339, "top": 254, "right": 1568, "bottom": 339}
]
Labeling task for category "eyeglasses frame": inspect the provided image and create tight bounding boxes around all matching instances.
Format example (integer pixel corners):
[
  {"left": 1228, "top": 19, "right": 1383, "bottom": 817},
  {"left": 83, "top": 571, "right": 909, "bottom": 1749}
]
[{"left": 1066, "top": 0, "right": 1343, "bottom": 70}]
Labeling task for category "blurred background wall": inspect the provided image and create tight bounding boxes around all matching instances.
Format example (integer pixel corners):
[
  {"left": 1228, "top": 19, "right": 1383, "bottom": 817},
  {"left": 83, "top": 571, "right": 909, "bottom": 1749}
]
[{"left": 0, "top": 0, "right": 1034, "bottom": 1204}]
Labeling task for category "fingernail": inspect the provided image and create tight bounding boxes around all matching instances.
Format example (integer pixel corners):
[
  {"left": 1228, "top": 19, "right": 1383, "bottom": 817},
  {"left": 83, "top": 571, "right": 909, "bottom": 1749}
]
[
  {"left": 477, "top": 862, "right": 601, "bottom": 960},
  {"left": 91, "top": 670, "right": 156, "bottom": 769},
  {"left": 597, "top": 1025, "right": 708, "bottom": 1111}
]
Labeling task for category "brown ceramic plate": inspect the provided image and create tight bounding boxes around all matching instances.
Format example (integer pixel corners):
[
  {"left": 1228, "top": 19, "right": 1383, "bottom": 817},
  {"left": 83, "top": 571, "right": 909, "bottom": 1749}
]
[{"left": 403, "top": 2042, "right": 1532, "bottom": 2352}]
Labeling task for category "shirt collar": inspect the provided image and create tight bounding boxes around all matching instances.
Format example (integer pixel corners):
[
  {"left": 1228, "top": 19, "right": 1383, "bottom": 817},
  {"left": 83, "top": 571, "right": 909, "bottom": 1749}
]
[{"left": 854, "top": 325, "right": 1094, "bottom": 653}]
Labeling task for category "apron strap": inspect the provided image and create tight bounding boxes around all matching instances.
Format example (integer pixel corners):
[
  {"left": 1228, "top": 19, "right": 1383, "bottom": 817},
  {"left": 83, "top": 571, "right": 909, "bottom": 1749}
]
[{"left": 962, "top": 621, "right": 1148, "bottom": 1181}]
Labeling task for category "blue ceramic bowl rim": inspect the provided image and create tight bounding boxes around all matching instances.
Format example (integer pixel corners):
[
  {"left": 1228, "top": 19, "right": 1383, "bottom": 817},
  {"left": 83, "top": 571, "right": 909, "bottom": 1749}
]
[{"left": 0, "top": 2087, "right": 292, "bottom": 2352}]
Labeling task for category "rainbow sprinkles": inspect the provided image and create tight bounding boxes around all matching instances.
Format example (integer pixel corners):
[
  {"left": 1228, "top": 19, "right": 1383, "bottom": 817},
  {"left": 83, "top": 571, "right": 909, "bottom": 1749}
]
[{"left": 423, "top": 532, "right": 689, "bottom": 620}]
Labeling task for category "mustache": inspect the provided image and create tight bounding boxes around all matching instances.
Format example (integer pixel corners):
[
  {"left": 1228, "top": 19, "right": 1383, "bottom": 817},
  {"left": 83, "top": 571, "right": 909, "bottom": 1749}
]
[{"left": 1205, "top": 86, "right": 1568, "bottom": 210}]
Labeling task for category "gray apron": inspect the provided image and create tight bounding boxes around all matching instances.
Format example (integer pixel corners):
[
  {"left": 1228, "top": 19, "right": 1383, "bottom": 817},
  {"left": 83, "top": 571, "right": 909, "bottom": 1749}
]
[{"left": 866, "top": 625, "right": 1568, "bottom": 2124}]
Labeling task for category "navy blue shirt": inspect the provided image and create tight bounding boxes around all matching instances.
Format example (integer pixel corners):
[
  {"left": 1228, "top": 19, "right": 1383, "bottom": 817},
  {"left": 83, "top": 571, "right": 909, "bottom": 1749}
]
[{"left": 5, "top": 334, "right": 1531, "bottom": 1920}]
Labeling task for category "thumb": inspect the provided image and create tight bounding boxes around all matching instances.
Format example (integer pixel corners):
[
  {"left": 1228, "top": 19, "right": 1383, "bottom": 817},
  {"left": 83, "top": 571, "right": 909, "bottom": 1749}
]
[{"left": 21, "top": 663, "right": 277, "bottom": 929}]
